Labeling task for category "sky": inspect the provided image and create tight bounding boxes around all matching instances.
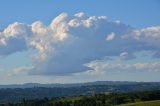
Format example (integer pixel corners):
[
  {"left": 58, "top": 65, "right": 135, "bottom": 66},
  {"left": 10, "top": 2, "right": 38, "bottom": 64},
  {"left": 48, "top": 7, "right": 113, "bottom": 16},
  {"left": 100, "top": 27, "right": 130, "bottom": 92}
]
[{"left": 0, "top": 0, "right": 160, "bottom": 84}]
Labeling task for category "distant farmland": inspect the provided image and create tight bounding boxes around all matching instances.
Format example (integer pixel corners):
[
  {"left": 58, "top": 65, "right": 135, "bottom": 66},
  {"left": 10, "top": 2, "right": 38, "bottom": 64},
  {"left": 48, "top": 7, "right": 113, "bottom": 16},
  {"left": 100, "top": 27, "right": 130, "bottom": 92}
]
[{"left": 118, "top": 100, "right": 160, "bottom": 106}]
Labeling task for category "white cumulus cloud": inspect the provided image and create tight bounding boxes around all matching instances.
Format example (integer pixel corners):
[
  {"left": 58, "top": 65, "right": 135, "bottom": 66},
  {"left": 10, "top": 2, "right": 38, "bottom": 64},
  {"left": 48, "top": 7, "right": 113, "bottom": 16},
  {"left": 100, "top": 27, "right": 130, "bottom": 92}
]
[{"left": 0, "top": 12, "right": 160, "bottom": 75}]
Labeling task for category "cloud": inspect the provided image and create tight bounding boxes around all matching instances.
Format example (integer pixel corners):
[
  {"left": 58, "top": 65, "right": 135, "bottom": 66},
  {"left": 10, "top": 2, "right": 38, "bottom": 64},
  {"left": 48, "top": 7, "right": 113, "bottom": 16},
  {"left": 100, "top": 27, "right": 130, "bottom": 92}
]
[
  {"left": 106, "top": 32, "right": 115, "bottom": 41},
  {"left": 0, "top": 12, "right": 160, "bottom": 75},
  {"left": 121, "top": 26, "right": 160, "bottom": 53},
  {"left": 85, "top": 61, "right": 160, "bottom": 75},
  {"left": 0, "top": 22, "right": 31, "bottom": 55},
  {"left": 119, "top": 52, "right": 136, "bottom": 60},
  {"left": 8, "top": 66, "right": 33, "bottom": 76}
]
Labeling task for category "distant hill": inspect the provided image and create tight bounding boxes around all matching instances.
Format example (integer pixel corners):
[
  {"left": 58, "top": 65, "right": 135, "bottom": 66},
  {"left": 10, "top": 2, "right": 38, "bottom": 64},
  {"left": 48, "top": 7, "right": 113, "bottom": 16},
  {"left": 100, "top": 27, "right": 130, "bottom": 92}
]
[
  {"left": 0, "top": 81, "right": 160, "bottom": 88},
  {"left": 0, "top": 81, "right": 160, "bottom": 103}
]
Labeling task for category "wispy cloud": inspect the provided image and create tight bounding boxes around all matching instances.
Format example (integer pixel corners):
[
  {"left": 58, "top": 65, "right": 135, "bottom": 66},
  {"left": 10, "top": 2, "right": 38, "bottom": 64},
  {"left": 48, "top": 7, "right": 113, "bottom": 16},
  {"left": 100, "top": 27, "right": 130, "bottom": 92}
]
[{"left": 85, "top": 61, "right": 160, "bottom": 75}]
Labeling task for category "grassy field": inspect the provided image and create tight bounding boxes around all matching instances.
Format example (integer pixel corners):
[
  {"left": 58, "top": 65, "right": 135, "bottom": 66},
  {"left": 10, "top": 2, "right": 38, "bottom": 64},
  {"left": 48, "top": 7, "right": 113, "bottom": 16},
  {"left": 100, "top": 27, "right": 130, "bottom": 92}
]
[{"left": 117, "top": 100, "right": 160, "bottom": 106}]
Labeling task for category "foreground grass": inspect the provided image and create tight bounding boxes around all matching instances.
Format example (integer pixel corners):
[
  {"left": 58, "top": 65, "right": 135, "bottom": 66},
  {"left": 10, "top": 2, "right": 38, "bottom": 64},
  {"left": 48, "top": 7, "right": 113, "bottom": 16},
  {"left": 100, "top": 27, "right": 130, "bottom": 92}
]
[{"left": 117, "top": 100, "right": 160, "bottom": 106}]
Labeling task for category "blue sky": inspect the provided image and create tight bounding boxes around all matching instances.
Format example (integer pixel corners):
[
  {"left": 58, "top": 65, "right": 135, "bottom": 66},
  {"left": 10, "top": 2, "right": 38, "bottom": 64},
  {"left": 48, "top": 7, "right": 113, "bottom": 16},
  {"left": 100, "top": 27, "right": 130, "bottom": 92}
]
[
  {"left": 0, "top": 0, "right": 160, "bottom": 84},
  {"left": 1, "top": 0, "right": 160, "bottom": 28}
]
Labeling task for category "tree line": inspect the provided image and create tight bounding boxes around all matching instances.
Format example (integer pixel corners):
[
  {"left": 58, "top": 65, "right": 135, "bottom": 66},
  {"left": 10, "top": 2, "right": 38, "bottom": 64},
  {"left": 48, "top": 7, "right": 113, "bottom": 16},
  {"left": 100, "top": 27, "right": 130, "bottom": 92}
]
[{"left": 0, "top": 90, "right": 160, "bottom": 106}]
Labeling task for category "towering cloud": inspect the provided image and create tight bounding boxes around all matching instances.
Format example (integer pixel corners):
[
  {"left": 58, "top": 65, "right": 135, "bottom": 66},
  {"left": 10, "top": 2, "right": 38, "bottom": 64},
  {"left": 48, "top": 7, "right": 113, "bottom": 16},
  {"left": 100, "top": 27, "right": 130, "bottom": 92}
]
[{"left": 0, "top": 12, "right": 160, "bottom": 75}]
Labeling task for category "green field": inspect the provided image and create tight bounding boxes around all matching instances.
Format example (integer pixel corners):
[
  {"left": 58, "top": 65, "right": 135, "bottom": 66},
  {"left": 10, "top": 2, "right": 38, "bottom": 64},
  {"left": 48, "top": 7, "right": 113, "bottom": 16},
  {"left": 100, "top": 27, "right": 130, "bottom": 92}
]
[{"left": 118, "top": 100, "right": 160, "bottom": 106}]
